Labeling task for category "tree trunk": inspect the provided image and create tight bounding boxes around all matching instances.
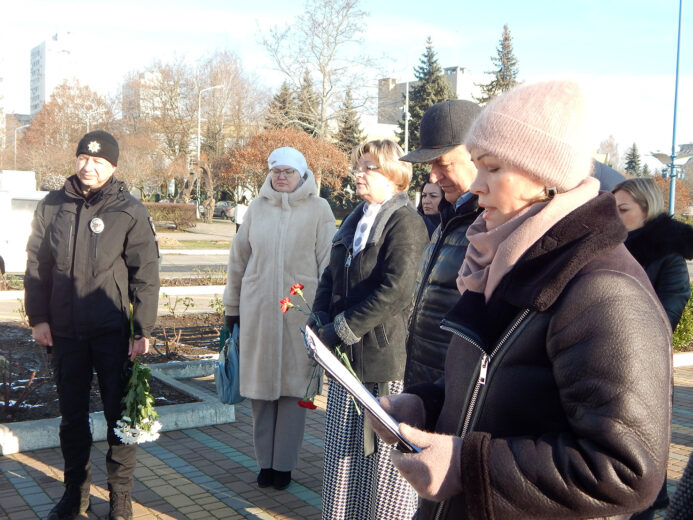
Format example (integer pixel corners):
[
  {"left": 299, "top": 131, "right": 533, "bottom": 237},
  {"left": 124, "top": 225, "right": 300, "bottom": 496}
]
[
  {"left": 180, "top": 170, "right": 197, "bottom": 203},
  {"left": 199, "top": 163, "right": 215, "bottom": 223}
]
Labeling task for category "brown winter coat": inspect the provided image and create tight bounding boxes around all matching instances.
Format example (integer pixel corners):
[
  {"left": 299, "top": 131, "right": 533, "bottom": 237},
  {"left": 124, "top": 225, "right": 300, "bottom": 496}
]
[{"left": 411, "top": 194, "right": 672, "bottom": 520}]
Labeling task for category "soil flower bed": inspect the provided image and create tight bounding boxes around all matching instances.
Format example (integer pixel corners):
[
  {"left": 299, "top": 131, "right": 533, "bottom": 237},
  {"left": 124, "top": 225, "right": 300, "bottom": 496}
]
[{"left": 0, "top": 313, "right": 223, "bottom": 424}]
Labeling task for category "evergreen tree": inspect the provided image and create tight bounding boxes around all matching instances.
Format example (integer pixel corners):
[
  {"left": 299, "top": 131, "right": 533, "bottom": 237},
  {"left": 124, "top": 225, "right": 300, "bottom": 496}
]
[
  {"left": 265, "top": 81, "right": 297, "bottom": 130},
  {"left": 396, "top": 38, "right": 454, "bottom": 190},
  {"left": 296, "top": 69, "right": 319, "bottom": 136},
  {"left": 642, "top": 163, "right": 651, "bottom": 177},
  {"left": 335, "top": 87, "right": 364, "bottom": 154},
  {"left": 475, "top": 24, "right": 520, "bottom": 105},
  {"left": 624, "top": 143, "right": 643, "bottom": 177}
]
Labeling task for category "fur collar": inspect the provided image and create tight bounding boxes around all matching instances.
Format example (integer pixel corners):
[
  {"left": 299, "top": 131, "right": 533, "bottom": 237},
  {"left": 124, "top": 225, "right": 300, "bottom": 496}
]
[
  {"left": 334, "top": 191, "right": 412, "bottom": 248},
  {"left": 493, "top": 192, "right": 627, "bottom": 312},
  {"left": 625, "top": 213, "right": 693, "bottom": 264},
  {"left": 258, "top": 170, "right": 318, "bottom": 207}
]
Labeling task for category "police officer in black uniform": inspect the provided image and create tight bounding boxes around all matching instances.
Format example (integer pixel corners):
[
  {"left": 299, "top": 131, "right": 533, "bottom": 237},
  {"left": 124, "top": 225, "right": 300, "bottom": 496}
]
[{"left": 24, "top": 130, "right": 160, "bottom": 520}]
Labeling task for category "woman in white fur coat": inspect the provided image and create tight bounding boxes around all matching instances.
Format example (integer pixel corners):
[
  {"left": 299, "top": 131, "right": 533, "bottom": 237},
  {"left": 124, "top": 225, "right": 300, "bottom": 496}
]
[{"left": 222, "top": 147, "right": 336, "bottom": 491}]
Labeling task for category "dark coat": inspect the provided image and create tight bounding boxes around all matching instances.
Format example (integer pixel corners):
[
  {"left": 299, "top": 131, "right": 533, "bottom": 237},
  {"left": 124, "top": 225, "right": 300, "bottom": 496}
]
[
  {"left": 313, "top": 192, "right": 428, "bottom": 383},
  {"left": 404, "top": 195, "right": 481, "bottom": 387},
  {"left": 624, "top": 213, "right": 693, "bottom": 329},
  {"left": 24, "top": 176, "right": 160, "bottom": 339},
  {"left": 411, "top": 194, "right": 672, "bottom": 520},
  {"left": 418, "top": 210, "right": 441, "bottom": 238}
]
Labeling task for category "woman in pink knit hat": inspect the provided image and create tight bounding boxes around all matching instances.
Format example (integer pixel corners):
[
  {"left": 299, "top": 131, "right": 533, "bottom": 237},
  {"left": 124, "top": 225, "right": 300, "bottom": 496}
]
[{"left": 370, "top": 80, "right": 673, "bottom": 519}]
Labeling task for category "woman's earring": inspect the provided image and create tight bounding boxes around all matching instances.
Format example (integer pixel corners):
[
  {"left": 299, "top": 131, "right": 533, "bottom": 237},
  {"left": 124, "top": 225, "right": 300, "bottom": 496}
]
[{"left": 545, "top": 187, "right": 557, "bottom": 200}]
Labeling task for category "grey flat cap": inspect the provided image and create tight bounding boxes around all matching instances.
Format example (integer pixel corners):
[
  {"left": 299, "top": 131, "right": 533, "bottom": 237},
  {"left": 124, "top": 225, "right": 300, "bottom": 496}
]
[{"left": 400, "top": 99, "right": 481, "bottom": 163}]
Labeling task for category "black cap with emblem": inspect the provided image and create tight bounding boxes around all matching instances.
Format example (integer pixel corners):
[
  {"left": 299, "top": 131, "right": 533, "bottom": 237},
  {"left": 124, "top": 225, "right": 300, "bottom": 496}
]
[
  {"left": 75, "top": 130, "right": 119, "bottom": 166},
  {"left": 399, "top": 100, "right": 481, "bottom": 164}
]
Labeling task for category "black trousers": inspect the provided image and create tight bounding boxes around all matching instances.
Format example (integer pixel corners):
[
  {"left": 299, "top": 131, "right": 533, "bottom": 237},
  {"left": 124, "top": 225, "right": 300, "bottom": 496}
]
[{"left": 51, "top": 332, "right": 136, "bottom": 492}]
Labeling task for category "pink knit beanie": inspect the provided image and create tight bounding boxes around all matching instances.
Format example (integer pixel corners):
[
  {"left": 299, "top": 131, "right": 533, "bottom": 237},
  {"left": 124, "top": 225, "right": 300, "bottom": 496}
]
[{"left": 465, "top": 80, "right": 593, "bottom": 192}]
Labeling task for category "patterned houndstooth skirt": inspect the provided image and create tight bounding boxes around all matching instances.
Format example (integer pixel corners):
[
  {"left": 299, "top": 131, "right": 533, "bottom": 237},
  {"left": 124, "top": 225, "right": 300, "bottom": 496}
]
[{"left": 321, "top": 378, "right": 419, "bottom": 520}]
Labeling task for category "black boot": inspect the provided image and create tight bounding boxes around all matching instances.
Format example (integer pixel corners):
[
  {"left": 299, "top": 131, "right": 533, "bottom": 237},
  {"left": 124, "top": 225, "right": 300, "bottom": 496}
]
[
  {"left": 273, "top": 470, "right": 291, "bottom": 490},
  {"left": 108, "top": 490, "right": 133, "bottom": 520},
  {"left": 47, "top": 483, "right": 90, "bottom": 520},
  {"left": 257, "top": 468, "right": 274, "bottom": 488}
]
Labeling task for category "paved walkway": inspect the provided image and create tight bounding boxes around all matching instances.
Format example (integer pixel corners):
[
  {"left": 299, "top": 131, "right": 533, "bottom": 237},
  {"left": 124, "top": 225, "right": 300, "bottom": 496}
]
[{"left": 2, "top": 367, "right": 692, "bottom": 519}]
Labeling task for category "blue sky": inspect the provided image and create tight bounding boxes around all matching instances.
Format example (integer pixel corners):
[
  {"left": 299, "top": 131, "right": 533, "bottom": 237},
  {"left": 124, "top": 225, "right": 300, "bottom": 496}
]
[{"left": 1, "top": 0, "right": 690, "bottom": 166}]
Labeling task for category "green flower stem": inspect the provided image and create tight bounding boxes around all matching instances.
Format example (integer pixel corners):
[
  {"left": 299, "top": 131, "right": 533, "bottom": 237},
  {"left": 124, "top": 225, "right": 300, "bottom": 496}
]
[
  {"left": 334, "top": 345, "right": 361, "bottom": 415},
  {"left": 294, "top": 293, "right": 323, "bottom": 328},
  {"left": 121, "top": 359, "right": 159, "bottom": 428}
]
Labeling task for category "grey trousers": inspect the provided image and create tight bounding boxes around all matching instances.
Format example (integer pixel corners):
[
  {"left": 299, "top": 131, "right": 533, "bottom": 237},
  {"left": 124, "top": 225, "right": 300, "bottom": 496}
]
[{"left": 251, "top": 397, "right": 307, "bottom": 472}]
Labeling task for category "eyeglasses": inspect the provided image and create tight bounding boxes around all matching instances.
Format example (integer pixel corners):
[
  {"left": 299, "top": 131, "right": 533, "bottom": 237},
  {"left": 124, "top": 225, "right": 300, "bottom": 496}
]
[
  {"left": 270, "top": 168, "right": 298, "bottom": 177},
  {"left": 354, "top": 164, "right": 380, "bottom": 174}
]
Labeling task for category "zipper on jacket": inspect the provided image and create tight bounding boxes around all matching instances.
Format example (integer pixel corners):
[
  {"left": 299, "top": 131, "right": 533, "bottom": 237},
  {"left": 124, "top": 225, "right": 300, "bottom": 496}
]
[
  {"left": 343, "top": 250, "right": 352, "bottom": 298},
  {"left": 411, "top": 212, "right": 465, "bottom": 314},
  {"left": 91, "top": 233, "right": 98, "bottom": 261},
  {"left": 433, "top": 308, "right": 530, "bottom": 520},
  {"left": 67, "top": 224, "right": 75, "bottom": 277}
]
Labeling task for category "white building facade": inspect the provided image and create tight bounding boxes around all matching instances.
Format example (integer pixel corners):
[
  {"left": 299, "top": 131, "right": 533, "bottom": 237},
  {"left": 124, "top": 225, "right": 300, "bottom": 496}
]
[
  {"left": 30, "top": 32, "right": 76, "bottom": 115},
  {"left": 376, "top": 66, "right": 477, "bottom": 125}
]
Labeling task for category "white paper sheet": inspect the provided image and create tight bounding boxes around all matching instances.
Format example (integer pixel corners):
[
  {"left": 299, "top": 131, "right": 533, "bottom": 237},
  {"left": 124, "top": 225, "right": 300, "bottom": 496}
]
[{"left": 302, "top": 325, "right": 420, "bottom": 453}]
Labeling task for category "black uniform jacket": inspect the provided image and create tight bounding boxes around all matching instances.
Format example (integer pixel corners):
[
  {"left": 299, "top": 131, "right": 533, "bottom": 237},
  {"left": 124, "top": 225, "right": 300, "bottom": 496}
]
[
  {"left": 24, "top": 176, "right": 160, "bottom": 339},
  {"left": 312, "top": 192, "right": 428, "bottom": 383},
  {"left": 411, "top": 194, "right": 672, "bottom": 520}
]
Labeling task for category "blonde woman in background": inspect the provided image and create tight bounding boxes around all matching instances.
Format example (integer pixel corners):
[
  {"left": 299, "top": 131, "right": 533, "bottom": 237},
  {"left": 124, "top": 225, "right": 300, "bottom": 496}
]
[
  {"left": 311, "top": 139, "right": 428, "bottom": 519},
  {"left": 613, "top": 177, "right": 693, "bottom": 519}
]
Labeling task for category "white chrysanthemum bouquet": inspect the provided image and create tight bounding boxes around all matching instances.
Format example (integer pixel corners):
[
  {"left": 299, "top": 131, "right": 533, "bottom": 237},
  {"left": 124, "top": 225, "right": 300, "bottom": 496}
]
[{"left": 113, "top": 358, "right": 162, "bottom": 444}]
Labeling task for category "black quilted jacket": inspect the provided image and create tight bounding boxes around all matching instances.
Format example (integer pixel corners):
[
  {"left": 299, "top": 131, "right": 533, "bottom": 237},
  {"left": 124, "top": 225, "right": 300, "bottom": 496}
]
[{"left": 404, "top": 195, "right": 481, "bottom": 387}]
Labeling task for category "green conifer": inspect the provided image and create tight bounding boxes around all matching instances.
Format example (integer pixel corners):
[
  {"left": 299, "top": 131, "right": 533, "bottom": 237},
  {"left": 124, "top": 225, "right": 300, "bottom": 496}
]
[{"left": 475, "top": 24, "right": 520, "bottom": 105}]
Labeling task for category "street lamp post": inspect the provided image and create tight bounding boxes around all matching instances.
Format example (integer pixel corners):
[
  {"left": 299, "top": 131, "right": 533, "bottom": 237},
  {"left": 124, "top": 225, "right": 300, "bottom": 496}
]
[
  {"left": 403, "top": 81, "right": 410, "bottom": 154},
  {"left": 665, "top": 0, "right": 684, "bottom": 215},
  {"left": 14, "top": 124, "right": 30, "bottom": 170},
  {"left": 196, "top": 85, "right": 223, "bottom": 216}
]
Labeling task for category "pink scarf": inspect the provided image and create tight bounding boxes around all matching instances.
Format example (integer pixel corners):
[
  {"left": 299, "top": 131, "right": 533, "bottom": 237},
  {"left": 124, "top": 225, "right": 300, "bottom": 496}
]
[{"left": 457, "top": 176, "right": 600, "bottom": 302}]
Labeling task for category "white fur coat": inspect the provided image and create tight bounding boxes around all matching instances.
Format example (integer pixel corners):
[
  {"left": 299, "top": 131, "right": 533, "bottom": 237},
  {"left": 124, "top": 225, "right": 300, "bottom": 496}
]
[{"left": 223, "top": 172, "right": 336, "bottom": 400}]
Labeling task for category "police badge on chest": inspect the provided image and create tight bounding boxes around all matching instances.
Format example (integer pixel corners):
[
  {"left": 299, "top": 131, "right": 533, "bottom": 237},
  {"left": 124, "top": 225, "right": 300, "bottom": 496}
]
[{"left": 89, "top": 217, "right": 105, "bottom": 234}]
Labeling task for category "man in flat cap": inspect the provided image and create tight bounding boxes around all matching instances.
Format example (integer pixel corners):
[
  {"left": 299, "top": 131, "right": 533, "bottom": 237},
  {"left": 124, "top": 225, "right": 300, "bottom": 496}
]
[
  {"left": 399, "top": 99, "right": 482, "bottom": 387},
  {"left": 25, "top": 130, "right": 160, "bottom": 520}
]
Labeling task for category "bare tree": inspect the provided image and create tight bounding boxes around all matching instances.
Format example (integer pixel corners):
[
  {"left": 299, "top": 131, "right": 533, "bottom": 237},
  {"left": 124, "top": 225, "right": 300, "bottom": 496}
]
[
  {"left": 598, "top": 135, "right": 621, "bottom": 170},
  {"left": 262, "top": 0, "right": 376, "bottom": 139},
  {"left": 193, "top": 50, "right": 267, "bottom": 220},
  {"left": 137, "top": 59, "right": 197, "bottom": 196},
  {"left": 22, "top": 81, "right": 114, "bottom": 183},
  {"left": 221, "top": 128, "right": 349, "bottom": 199},
  {"left": 116, "top": 132, "right": 168, "bottom": 198}
]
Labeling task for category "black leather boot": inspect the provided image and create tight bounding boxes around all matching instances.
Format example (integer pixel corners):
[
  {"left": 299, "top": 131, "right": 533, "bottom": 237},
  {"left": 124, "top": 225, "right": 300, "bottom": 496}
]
[
  {"left": 257, "top": 468, "right": 274, "bottom": 488},
  {"left": 47, "top": 483, "right": 90, "bottom": 520},
  {"left": 108, "top": 490, "right": 133, "bottom": 520},
  {"left": 273, "top": 470, "right": 291, "bottom": 490}
]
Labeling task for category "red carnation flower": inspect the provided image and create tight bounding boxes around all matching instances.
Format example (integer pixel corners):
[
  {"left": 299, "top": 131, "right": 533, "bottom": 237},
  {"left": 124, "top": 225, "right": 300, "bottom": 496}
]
[
  {"left": 298, "top": 399, "right": 318, "bottom": 410},
  {"left": 280, "top": 297, "right": 294, "bottom": 313},
  {"left": 289, "top": 283, "right": 305, "bottom": 296}
]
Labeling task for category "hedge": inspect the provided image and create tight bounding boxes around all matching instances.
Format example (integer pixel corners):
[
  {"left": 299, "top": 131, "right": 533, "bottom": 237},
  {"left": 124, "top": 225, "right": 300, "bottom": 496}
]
[
  {"left": 674, "top": 294, "right": 693, "bottom": 351},
  {"left": 143, "top": 203, "right": 196, "bottom": 230}
]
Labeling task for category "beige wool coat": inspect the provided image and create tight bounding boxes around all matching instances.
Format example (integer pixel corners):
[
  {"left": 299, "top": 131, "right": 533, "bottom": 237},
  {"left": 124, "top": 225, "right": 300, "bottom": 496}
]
[{"left": 222, "top": 172, "right": 336, "bottom": 400}]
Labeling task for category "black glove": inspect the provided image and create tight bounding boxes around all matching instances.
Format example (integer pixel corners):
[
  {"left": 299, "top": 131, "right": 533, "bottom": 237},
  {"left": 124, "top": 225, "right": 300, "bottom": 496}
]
[
  {"left": 317, "top": 322, "right": 340, "bottom": 348},
  {"left": 225, "top": 315, "right": 240, "bottom": 332},
  {"left": 306, "top": 311, "right": 330, "bottom": 330}
]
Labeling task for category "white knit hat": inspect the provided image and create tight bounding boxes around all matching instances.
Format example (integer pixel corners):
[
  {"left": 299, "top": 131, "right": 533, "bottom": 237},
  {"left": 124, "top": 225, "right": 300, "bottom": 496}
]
[
  {"left": 268, "top": 147, "right": 308, "bottom": 177},
  {"left": 465, "top": 80, "right": 593, "bottom": 192}
]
